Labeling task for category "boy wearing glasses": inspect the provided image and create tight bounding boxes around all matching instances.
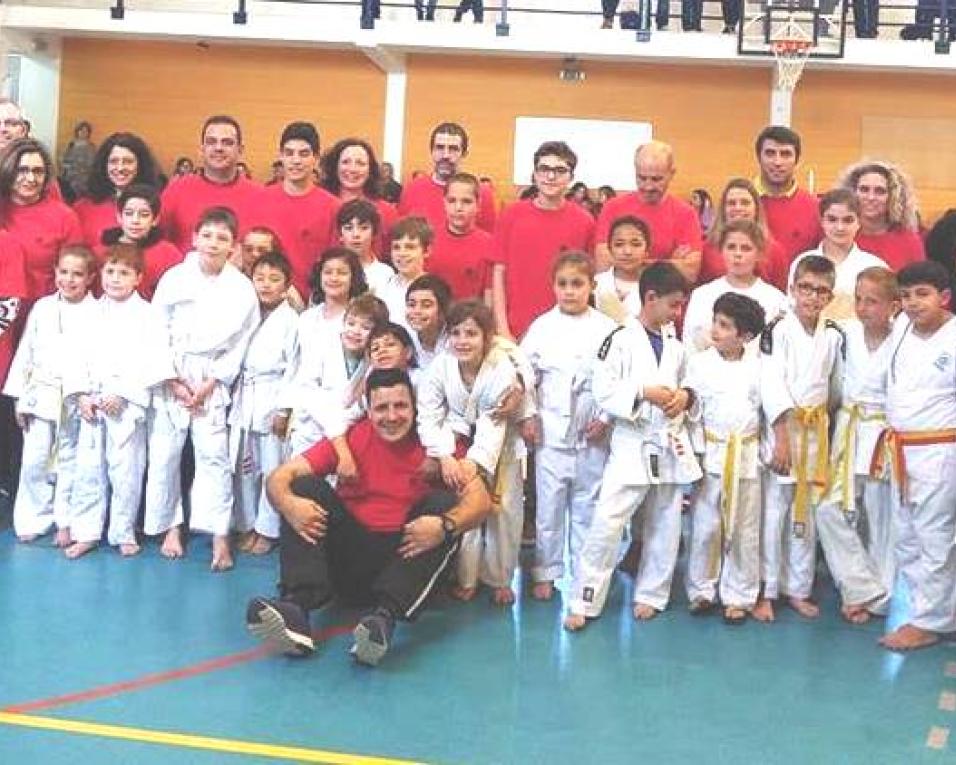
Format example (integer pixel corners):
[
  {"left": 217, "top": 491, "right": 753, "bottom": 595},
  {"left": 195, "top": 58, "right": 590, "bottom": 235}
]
[
  {"left": 755, "top": 255, "right": 844, "bottom": 622},
  {"left": 491, "top": 141, "right": 594, "bottom": 341}
]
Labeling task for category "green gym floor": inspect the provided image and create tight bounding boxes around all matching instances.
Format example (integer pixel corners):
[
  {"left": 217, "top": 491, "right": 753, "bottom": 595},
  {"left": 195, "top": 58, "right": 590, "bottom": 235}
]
[{"left": 1, "top": 528, "right": 953, "bottom": 765}]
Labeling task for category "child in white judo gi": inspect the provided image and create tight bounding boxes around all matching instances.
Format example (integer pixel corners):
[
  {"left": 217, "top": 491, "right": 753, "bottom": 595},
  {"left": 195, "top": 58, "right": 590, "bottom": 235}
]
[
  {"left": 405, "top": 274, "right": 451, "bottom": 370},
  {"left": 877, "top": 261, "right": 956, "bottom": 652},
  {"left": 379, "top": 217, "right": 432, "bottom": 325},
  {"left": 756, "top": 255, "right": 844, "bottom": 622},
  {"left": 594, "top": 215, "right": 648, "bottom": 326},
  {"left": 565, "top": 262, "right": 701, "bottom": 630},
  {"left": 66, "top": 244, "right": 174, "bottom": 558},
  {"left": 145, "top": 206, "right": 259, "bottom": 571},
  {"left": 683, "top": 292, "right": 766, "bottom": 624},
  {"left": 816, "top": 267, "right": 898, "bottom": 624},
  {"left": 520, "top": 252, "right": 616, "bottom": 601},
  {"left": 337, "top": 199, "right": 393, "bottom": 297},
  {"left": 230, "top": 252, "right": 299, "bottom": 555},
  {"left": 4, "top": 245, "right": 97, "bottom": 544}
]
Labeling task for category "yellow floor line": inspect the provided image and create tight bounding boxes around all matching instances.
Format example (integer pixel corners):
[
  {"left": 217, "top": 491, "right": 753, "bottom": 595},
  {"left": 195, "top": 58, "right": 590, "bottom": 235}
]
[{"left": 0, "top": 712, "right": 428, "bottom": 764}]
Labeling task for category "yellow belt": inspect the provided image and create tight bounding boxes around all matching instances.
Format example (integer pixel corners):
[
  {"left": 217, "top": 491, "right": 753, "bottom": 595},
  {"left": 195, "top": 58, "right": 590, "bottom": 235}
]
[
  {"left": 704, "top": 428, "right": 758, "bottom": 577},
  {"left": 792, "top": 404, "right": 829, "bottom": 538},
  {"left": 834, "top": 404, "right": 886, "bottom": 516},
  {"left": 870, "top": 427, "right": 956, "bottom": 503}
]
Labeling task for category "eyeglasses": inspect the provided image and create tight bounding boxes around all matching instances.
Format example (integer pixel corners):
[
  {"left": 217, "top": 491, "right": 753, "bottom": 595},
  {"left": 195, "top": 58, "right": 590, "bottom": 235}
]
[
  {"left": 535, "top": 164, "right": 571, "bottom": 178},
  {"left": 16, "top": 166, "right": 46, "bottom": 177},
  {"left": 794, "top": 282, "right": 833, "bottom": 299}
]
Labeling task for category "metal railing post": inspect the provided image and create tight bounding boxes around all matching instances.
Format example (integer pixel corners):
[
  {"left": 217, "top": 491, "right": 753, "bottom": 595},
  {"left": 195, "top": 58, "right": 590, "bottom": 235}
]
[
  {"left": 110, "top": 0, "right": 125, "bottom": 20},
  {"left": 233, "top": 0, "right": 248, "bottom": 24},
  {"left": 497, "top": 0, "right": 510, "bottom": 35}
]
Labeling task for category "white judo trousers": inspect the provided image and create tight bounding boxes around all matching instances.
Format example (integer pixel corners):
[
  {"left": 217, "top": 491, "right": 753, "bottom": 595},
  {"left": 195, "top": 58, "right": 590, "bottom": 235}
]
[{"left": 232, "top": 429, "right": 286, "bottom": 539}]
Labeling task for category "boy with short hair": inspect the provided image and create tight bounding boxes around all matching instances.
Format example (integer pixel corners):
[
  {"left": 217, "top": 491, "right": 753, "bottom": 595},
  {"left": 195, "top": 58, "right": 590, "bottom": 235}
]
[
  {"left": 145, "top": 206, "right": 259, "bottom": 571},
  {"left": 565, "top": 262, "right": 701, "bottom": 629},
  {"left": 429, "top": 172, "right": 493, "bottom": 302},
  {"left": 683, "top": 292, "right": 766, "bottom": 623},
  {"left": 337, "top": 199, "right": 393, "bottom": 297},
  {"left": 877, "top": 261, "right": 956, "bottom": 651},
  {"left": 405, "top": 274, "right": 451, "bottom": 370},
  {"left": 67, "top": 244, "right": 174, "bottom": 558},
  {"left": 380, "top": 217, "right": 432, "bottom": 324},
  {"left": 756, "top": 255, "right": 845, "bottom": 622},
  {"left": 229, "top": 252, "right": 299, "bottom": 555},
  {"left": 816, "top": 267, "right": 898, "bottom": 624},
  {"left": 100, "top": 184, "right": 184, "bottom": 300}
]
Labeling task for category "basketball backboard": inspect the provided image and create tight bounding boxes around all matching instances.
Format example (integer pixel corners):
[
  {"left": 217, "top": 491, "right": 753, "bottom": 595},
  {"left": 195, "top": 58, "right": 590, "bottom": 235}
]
[{"left": 738, "top": 0, "right": 848, "bottom": 58}]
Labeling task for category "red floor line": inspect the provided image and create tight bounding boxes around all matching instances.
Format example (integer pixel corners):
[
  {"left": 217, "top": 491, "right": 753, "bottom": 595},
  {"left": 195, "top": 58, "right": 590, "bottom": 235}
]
[{"left": 2, "top": 623, "right": 354, "bottom": 714}]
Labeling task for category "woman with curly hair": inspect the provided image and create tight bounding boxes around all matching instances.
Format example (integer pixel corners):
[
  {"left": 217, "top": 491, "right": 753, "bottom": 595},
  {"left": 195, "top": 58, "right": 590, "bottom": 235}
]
[
  {"left": 838, "top": 160, "right": 924, "bottom": 271},
  {"left": 74, "top": 132, "right": 160, "bottom": 251},
  {"left": 319, "top": 137, "right": 397, "bottom": 259}
]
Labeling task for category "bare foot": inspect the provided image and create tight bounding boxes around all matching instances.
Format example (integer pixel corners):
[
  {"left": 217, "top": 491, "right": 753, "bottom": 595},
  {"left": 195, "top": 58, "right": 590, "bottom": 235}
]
[
  {"left": 64, "top": 541, "right": 97, "bottom": 560},
  {"left": 451, "top": 586, "right": 477, "bottom": 601},
  {"left": 723, "top": 606, "right": 748, "bottom": 625},
  {"left": 531, "top": 581, "right": 554, "bottom": 601},
  {"left": 632, "top": 603, "right": 658, "bottom": 621},
  {"left": 210, "top": 535, "right": 234, "bottom": 572},
  {"left": 841, "top": 603, "right": 871, "bottom": 625},
  {"left": 17, "top": 534, "right": 39, "bottom": 543},
  {"left": 54, "top": 528, "right": 73, "bottom": 548},
  {"left": 880, "top": 623, "right": 940, "bottom": 651},
  {"left": 120, "top": 543, "right": 141, "bottom": 557},
  {"left": 492, "top": 587, "right": 516, "bottom": 606},
  {"left": 752, "top": 598, "right": 775, "bottom": 623},
  {"left": 563, "top": 613, "right": 587, "bottom": 631},
  {"left": 160, "top": 527, "right": 184, "bottom": 559},
  {"left": 249, "top": 535, "right": 276, "bottom": 555},
  {"left": 236, "top": 530, "right": 257, "bottom": 553},
  {"left": 788, "top": 597, "right": 820, "bottom": 619},
  {"left": 688, "top": 597, "right": 715, "bottom": 616}
]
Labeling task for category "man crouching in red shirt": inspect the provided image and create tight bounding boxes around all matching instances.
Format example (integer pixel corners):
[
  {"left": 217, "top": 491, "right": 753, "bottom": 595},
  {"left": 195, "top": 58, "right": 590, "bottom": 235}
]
[{"left": 246, "top": 367, "right": 492, "bottom": 666}]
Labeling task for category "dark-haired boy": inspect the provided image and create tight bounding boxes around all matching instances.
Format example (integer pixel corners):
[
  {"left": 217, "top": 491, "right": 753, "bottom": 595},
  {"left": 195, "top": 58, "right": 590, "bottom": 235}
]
[
  {"left": 337, "top": 199, "right": 393, "bottom": 297},
  {"left": 380, "top": 217, "right": 432, "bottom": 324},
  {"left": 405, "top": 274, "right": 451, "bottom": 369}
]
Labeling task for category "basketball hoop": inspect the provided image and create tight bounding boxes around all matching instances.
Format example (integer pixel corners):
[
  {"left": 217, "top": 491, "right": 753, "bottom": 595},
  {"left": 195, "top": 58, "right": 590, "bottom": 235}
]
[{"left": 770, "top": 18, "right": 813, "bottom": 91}]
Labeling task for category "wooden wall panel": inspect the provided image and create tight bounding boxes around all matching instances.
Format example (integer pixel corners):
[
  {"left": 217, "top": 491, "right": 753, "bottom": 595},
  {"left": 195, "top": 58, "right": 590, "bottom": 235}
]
[{"left": 57, "top": 39, "right": 385, "bottom": 180}]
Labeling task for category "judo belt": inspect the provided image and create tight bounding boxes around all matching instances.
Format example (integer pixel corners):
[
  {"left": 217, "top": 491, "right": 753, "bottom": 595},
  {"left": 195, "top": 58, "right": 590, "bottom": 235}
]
[
  {"left": 833, "top": 404, "right": 886, "bottom": 518},
  {"left": 26, "top": 370, "right": 66, "bottom": 475},
  {"left": 792, "top": 404, "right": 829, "bottom": 539},
  {"left": 704, "top": 428, "right": 757, "bottom": 578},
  {"left": 869, "top": 427, "right": 956, "bottom": 504}
]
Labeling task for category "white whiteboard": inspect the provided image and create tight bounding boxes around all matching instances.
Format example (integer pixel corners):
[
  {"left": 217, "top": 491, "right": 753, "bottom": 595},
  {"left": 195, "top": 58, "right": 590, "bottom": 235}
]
[{"left": 512, "top": 117, "right": 653, "bottom": 191}]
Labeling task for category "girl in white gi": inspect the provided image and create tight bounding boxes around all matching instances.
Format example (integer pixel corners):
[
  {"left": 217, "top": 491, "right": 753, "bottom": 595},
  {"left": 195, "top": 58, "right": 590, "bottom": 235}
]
[
  {"left": 379, "top": 217, "right": 431, "bottom": 325},
  {"left": 682, "top": 220, "right": 785, "bottom": 354},
  {"left": 877, "top": 262, "right": 956, "bottom": 652},
  {"left": 787, "top": 189, "right": 887, "bottom": 322},
  {"left": 4, "top": 246, "right": 97, "bottom": 543},
  {"left": 565, "top": 262, "right": 701, "bottom": 630},
  {"left": 756, "top": 255, "right": 845, "bottom": 622},
  {"left": 230, "top": 253, "right": 299, "bottom": 556},
  {"left": 145, "top": 207, "right": 259, "bottom": 571},
  {"left": 683, "top": 293, "right": 766, "bottom": 624},
  {"left": 594, "top": 215, "right": 648, "bottom": 326},
  {"left": 816, "top": 267, "right": 897, "bottom": 624},
  {"left": 520, "top": 252, "right": 616, "bottom": 601},
  {"left": 66, "top": 245, "right": 174, "bottom": 558},
  {"left": 338, "top": 199, "right": 393, "bottom": 297},
  {"left": 417, "top": 299, "right": 532, "bottom": 605},
  {"left": 406, "top": 274, "right": 451, "bottom": 370}
]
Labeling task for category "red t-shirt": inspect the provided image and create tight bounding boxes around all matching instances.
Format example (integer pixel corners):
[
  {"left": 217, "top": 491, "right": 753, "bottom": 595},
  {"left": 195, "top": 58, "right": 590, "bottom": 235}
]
[
  {"left": 302, "top": 418, "right": 432, "bottom": 533},
  {"left": 492, "top": 199, "right": 594, "bottom": 339},
  {"left": 160, "top": 172, "right": 264, "bottom": 253},
  {"left": 856, "top": 229, "right": 924, "bottom": 272},
  {"left": 255, "top": 184, "right": 341, "bottom": 299},
  {"left": 373, "top": 197, "right": 399, "bottom": 259},
  {"left": 74, "top": 197, "right": 119, "bottom": 250},
  {"left": 399, "top": 175, "right": 497, "bottom": 234},
  {"left": 761, "top": 188, "right": 821, "bottom": 269},
  {"left": 428, "top": 225, "right": 493, "bottom": 300},
  {"left": 3, "top": 196, "right": 84, "bottom": 300},
  {"left": 94, "top": 229, "right": 185, "bottom": 301},
  {"left": 699, "top": 236, "right": 789, "bottom": 291},
  {"left": 0, "top": 231, "right": 27, "bottom": 388},
  {"left": 595, "top": 193, "right": 703, "bottom": 262}
]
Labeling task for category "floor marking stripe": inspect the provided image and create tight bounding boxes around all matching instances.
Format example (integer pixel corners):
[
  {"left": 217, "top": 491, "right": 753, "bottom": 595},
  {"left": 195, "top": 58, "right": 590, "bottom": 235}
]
[
  {"left": 926, "top": 726, "right": 950, "bottom": 750},
  {"left": 2, "top": 624, "right": 353, "bottom": 714},
  {"left": 0, "top": 713, "right": 426, "bottom": 764}
]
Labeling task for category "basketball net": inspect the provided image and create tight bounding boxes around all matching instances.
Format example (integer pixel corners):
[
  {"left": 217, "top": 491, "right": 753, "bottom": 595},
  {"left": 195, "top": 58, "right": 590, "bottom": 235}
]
[{"left": 770, "top": 17, "right": 813, "bottom": 91}]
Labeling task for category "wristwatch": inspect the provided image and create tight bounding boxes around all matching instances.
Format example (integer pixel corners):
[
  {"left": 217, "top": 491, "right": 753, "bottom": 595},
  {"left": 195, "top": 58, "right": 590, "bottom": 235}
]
[{"left": 440, "top": 514, "right": 458, "bottom": 543}]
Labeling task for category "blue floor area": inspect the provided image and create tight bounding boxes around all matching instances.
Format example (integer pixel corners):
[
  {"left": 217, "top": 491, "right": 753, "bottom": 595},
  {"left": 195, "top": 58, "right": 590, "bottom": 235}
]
[{"left": 1, "top": 529, "right": 954, "bottom": 764}]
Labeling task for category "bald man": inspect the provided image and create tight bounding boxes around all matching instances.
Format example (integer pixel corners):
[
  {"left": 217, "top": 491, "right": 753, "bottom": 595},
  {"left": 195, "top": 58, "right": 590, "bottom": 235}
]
[{"left": 594, "top": 141, "right": 702, "bottom": 284}]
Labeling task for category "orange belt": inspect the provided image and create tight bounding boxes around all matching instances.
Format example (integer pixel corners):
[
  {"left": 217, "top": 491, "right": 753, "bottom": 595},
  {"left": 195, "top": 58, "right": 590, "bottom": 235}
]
[{"left": 870, "top": 427, "right": 956, "bottom": 502}]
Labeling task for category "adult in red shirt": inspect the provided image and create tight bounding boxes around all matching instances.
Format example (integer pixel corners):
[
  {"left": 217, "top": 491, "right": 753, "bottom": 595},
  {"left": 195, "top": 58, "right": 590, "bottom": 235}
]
[
  {"left": 160, "top": 115, "right": 263, "bottom": 253},
  {"left": 0, "top": 99, "right": 28, "bottom": 155},
  {"left": 0, "top": 230, "right": 27, "bottom": 503},
  {"left": 319, "top": 137, "right": 396, "bottom": 259},
  {"left": 73, "top": 132, "right": 161, "bottom": 249},
  {"left": 257, "top": 121, "right": 340, "bottom": 299},
  {"left": 245, "top": 369, "right": 491, "bottom": 665},
  {"left": 399, "top": 122, "right": 497, "bottom": 234},
  {"left": 594, "top": 140, "right": 703, "bottom": 284},
  {"left": 428, "top": 172, "right": 493, "bottom": 301},
  {"left": 838, "top": 160, "right": 924, "bottom": 271},
  {"left": 753, "top": 125, "right": 822, "bottom": 269},
  {"left": 0, "top": 138, "right": 83, "bottom": 303},
  {"left": 699, "top": 177, "right": 789, "bottom": 289},
  {"left": 492, "top": 141, "right": 594, "bottom": 340}
]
